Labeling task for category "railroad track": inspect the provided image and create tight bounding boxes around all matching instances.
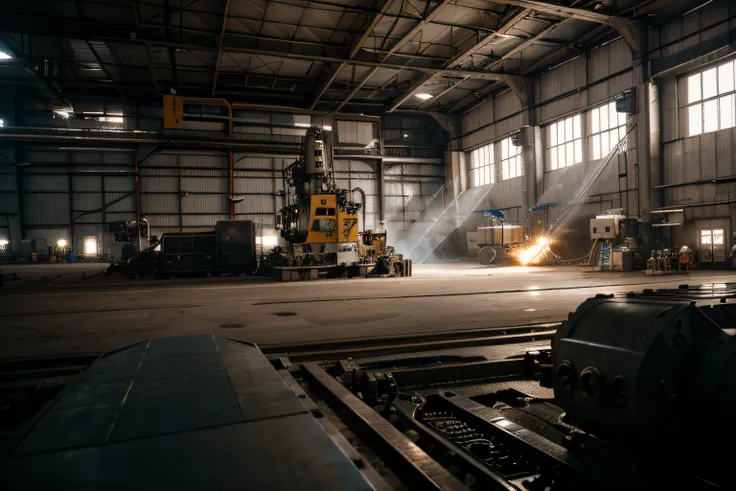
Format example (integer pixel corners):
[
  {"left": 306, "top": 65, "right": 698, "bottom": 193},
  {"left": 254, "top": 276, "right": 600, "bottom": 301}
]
[{"left": 260, "top": 321, "right": 560, "bottom": 362}]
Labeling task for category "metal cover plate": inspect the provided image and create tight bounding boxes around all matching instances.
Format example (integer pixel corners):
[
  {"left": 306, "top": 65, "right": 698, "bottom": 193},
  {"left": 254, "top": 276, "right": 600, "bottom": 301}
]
[{"left": 1, "top": 335, "right": 373, "bottom": 491}]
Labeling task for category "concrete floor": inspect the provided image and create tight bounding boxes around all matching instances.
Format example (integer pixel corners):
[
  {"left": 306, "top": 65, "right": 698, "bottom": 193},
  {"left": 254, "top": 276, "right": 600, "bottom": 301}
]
[{"left": 1, "top": 262, "right": 735, "bottom": 359}]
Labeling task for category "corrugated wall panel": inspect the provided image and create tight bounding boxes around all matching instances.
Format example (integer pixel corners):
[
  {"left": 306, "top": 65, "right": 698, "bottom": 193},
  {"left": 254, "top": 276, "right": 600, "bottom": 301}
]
[
  {"left": 236, "top": 195, "right": 273, "bottom": 214},
  {"left": 106, "top": 193, "right": 136, "bottom": 213},
  {"left": 683, "top": 136, "right": 701, "bottom": 183},
  {"left": 236, "top": 157, "right": 274, "bottom": 170},
  {"left": 101, "top": 152, "right": 131, "bottom": 165},
  {"left": 489, "top": 178, "right": 523, "bottom": 209},
  {"left": 141, "top": 176, "right": 178, "bottom": 192},
  {"left": 70, "top": 152, "right": 103, "bottom": 164},
  {"left": 26, "top": 150, "right": 68, "bottom": 164},
  {"left": 180, "top": 177, "right": 227, "bottom": 193},
  {"left": 181, "top": 215, "right": 228, "bottom": 227},
  {"left": 234, "top": 177, "right": 274, "bottom": 194},
  {"left": 538, "top": 92, "right": 586, "bottom": 125},
  {"left": 661, "top": 78, "right": 678, "bottom": 142},
  {"left": 105, "top": 176, "right": 135, "bottom": 192},
  {"left": 74, "top": 224, "right": 103, "bottom": 238},
  {"left": 718, "top": 130, "right": 736, "bottom": 177},
  {"left": 74, "top": 212, "right": 103, "bottom": 224},
  {"left": 141, "top": 194, "right": 178, "bottom": 214},
  {"left": 495, "top": 91, "right": 521, "bottom": 120},
  {"left": 336, "top": 120, "right": 374, "bottom": 145},
  {"left": 73, "top": 176, "right": 102, "bottom": 192},
  {"left": 73, "top": 193, "right": 102, "bottom": 212},
  {"left": 179, "top": 153, "right": 227, "bottom": 169},
  {"left": 147, "top": 215, "right": 179, "bottom": 227},
  {"left": 351, "top": 178, "right": 376, "bottom": 195},
  {"left": 0, "top": 174, "right": 16, "bottom": 192},
  {"left": 0, "top": 194, "right": 18, "bottom": 214},
  {"left": 700, "top": 132, "right": 717, "bottom": 180},
  {"left": 495, "top": 114, "right": 523, "bottom": 139},
  {"left": 349, "top": 160, "right": 374, "bottom": 173},
  {"left": 23, "top": 175, "right": 68, "bottom": 192},
  {"left": 384, "top": 182, "right": 404, "bottom": 196},
  {"left": 181, "top": 194, "right": 226, "bottom": 214},
  {"left": 24, "top": 194, "right": 70, "bottom": 225},
  {"left": 146, "top": 153, "right": 178, "bottom": 167}
]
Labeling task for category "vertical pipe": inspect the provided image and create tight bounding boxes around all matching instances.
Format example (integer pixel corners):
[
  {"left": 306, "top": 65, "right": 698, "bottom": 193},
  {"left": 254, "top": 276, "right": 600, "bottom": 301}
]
[
  {"left": 133, "top": 145, "right": 141, "bottom": 222},
  {"left": 229, "top": 151, "right": 234, "bottom": 219},
  {"left": 177, "top": 153, "right": 183, "bottom": 232},
  {"left": 68, "top": 163, "right": 73, "bottom": 252},
  {"left": 377, "top": 159, "right": 385, "bottom": 231},
  {"left": 101, "top": 173, "right": 106, "bottom": 239}
]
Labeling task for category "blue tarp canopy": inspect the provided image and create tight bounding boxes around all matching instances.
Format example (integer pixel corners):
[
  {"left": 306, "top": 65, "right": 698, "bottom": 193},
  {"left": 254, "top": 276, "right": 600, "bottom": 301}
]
[
  {"left": 481, "top": 209, "right": 505, "bottom": 218},
  {"left": 529, "top": 203, "right": 564, "bottom": 212}
]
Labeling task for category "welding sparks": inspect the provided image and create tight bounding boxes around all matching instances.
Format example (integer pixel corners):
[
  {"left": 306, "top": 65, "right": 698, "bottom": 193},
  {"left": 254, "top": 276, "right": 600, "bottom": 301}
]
[{"left": 516, "top": 236, "right": 551, "bottom": 265}]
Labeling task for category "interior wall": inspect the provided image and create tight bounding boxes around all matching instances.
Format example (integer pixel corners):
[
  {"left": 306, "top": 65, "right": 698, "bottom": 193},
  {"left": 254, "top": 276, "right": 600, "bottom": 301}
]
[{"left": 1, "top": 105, "right": 443, "bottom": 260}]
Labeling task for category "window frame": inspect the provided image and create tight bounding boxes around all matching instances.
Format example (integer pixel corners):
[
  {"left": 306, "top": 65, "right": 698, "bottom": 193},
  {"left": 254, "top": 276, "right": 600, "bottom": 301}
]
[
  {"left": 500, "top": 137, "right": 522, "bottom": 180},
  {"left": 468, "top": 143, "right": 495, "bottom": 188},
  {"left": 588, "top": 101, "right": 628, "bottom": 161},
  {"left": 683, "top": 59, "right": 736, "bottom": 137},
  {"left": 545, "top": 114, "right": 583, "bottom": 171}
]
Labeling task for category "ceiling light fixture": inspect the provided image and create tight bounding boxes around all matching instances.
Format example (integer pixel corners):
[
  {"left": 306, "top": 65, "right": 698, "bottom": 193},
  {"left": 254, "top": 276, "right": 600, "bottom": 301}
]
[{"left": 415, "top": 93, "right": 433, "bottom": 101}]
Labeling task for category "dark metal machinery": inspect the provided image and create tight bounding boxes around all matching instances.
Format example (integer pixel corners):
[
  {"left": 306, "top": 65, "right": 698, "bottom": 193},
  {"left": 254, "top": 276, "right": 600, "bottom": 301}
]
[{"left": 5, "top": 286, "right": 736, "bottom": 490}]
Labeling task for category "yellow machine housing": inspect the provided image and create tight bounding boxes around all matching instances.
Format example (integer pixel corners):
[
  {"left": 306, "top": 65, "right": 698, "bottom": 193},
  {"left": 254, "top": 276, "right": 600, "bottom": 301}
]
[{"left": 305, "top": 194, "right": 359, "bottom": 244}]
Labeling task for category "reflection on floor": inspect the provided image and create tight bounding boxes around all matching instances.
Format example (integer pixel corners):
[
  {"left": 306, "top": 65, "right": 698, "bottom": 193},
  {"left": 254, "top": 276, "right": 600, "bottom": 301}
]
[{"left": 1, "top": 262, "right": 734, "bottom": 359}]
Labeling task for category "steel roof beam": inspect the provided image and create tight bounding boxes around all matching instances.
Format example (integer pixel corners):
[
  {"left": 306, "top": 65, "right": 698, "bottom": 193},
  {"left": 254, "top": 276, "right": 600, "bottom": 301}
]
[
  {"left": 0, "top": 14, "right": 512, "bottom": 80},
  {"left": 446, "top": 8, "right": 531, "bottom": 69},
  {"left": 484, "top": 20, "right": 563, "bottom": 72},
  {"left": 484, "top": 0, "right": 646, "bottom": 58},
  {"left": 387, "top": 6, "right": 533, "bottom": 112},
  {"left": 310, "top": 0, "right": 394, "bottom": 110},
  {"left": 415, "top": 76, "right": 469, "bottom": 110},
  {"left": 334, "top": 0, "right": 454, "bottom": 112},
  {"left": 212, "top": 0, "right": 231, "bottom": 95},
  {"left": 490, "top": 0, "right": 611, "bottom": 24}
]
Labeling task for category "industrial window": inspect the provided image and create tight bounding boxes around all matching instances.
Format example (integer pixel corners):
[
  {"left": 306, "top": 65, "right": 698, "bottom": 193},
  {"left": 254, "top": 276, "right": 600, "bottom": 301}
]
[
  {"left": 500, "top": 137, "right": 522, "bottom": 180},
  {"left": 0, "top": 119, "right": 4, "bottom": 127},
  {"left": 685, "top": 59, "right": 736, "bottom": 136},
  {"left": 589, "top": 101, "right": 627, "bottom": 160},
  {"left": 468, "top": 143, "right": 494, "bottom": 187},
  {"left": 83, "top": 237, "right": 98, "bottom": 255},
  {"left": 546, "top": 114, "right": 582, "bottom": 171}
]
